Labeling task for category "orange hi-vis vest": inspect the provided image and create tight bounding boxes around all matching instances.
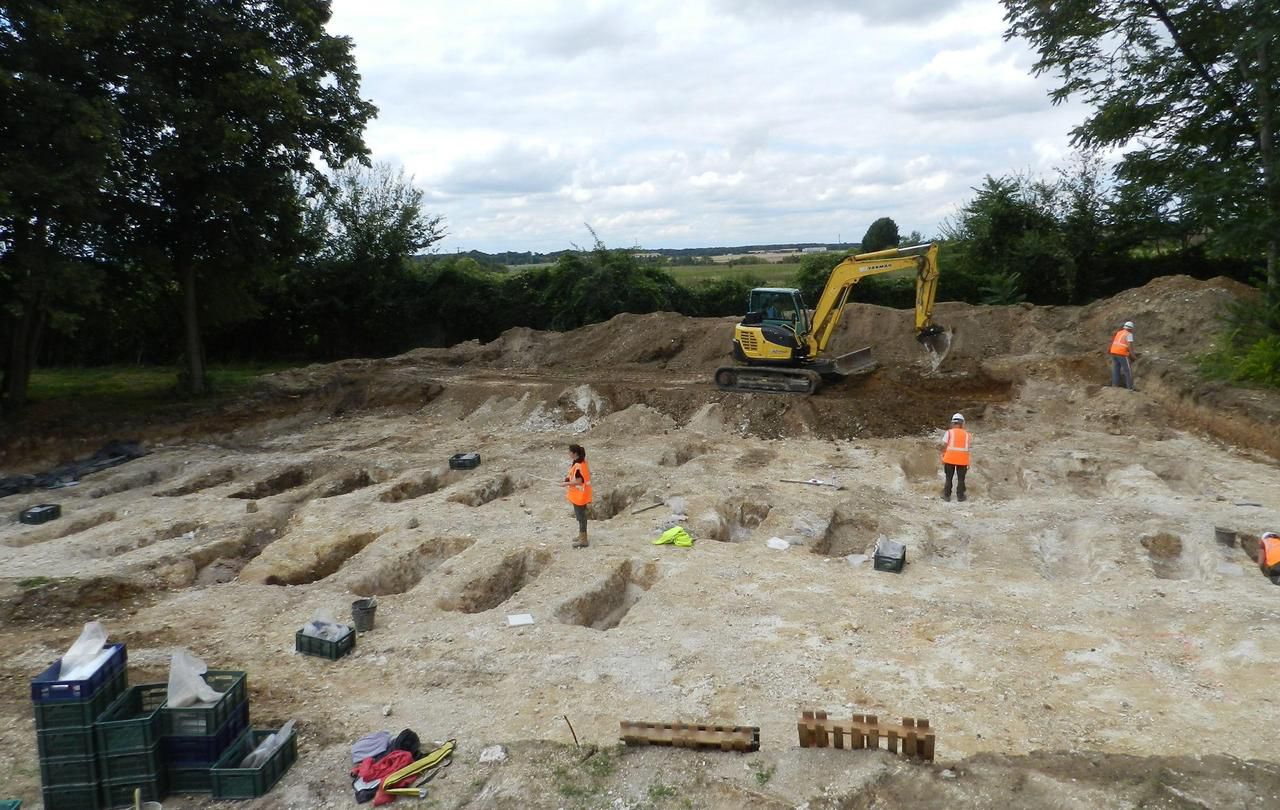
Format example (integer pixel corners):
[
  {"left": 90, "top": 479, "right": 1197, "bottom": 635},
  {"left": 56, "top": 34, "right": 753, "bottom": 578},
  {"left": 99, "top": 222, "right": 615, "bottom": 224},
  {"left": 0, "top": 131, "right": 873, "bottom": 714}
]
[
  {"left": 566, "top": 460, "right": 592, "bottom": 506},
  {"left": 1262, "top": 535, "right": 1280, "bottom": 570},
  {"left": 941, "top": 428, "right": 970, "bottom": 466},
  {"left": 1109, "top": 328, "right": 1132, "bottom": 356}
]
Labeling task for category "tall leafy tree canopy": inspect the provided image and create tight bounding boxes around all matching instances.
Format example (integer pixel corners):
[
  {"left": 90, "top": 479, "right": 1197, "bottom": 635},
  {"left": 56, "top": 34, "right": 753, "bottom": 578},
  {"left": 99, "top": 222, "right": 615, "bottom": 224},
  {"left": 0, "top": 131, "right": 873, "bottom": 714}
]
[
  {"left": 112, "top": 0, "right": 377, "bottom": 392},
  {"left": 860, "top": 217, "right": 900, "bottom": 253},
  {"left": 1002, "top": 0, "right": 1280, "bottom": 295}
]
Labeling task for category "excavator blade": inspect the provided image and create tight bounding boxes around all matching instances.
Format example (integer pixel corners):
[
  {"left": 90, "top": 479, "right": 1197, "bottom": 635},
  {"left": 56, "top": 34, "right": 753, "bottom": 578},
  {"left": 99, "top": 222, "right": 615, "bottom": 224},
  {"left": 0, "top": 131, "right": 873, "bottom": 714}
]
[
  {"left": 918, "top": 326, "right": 953, "bottom": 371},
  {"left": 831, "top": 347, "right": 877, "bottom": 377}
]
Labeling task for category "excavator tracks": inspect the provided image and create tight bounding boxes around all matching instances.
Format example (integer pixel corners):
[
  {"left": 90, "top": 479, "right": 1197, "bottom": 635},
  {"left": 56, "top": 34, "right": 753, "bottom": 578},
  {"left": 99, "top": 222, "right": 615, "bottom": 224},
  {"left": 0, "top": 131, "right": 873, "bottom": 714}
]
[{"left": 714, "top": 366, "right": 823, "bottom": 395}]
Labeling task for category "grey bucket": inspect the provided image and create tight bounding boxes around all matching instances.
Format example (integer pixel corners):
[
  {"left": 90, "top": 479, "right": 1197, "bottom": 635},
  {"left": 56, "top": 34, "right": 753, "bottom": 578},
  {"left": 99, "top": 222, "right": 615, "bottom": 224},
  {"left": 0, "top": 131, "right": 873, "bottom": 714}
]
[{"left": 352, "top": 598, "right": 377, "bottom": 632}]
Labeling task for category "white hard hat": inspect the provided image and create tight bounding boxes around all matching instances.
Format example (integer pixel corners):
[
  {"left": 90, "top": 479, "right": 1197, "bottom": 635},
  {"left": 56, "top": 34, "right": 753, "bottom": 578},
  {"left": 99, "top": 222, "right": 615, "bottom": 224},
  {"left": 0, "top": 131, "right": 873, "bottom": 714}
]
[
  {"left": 950, "top": 413, "right": 965, "bottom": 423},
  {"left": 1123, "top": 321, "right": 1135, "bottom": 330},
  {"left": 1265, "top": 532, "right": 1279, "bottom": 540}
]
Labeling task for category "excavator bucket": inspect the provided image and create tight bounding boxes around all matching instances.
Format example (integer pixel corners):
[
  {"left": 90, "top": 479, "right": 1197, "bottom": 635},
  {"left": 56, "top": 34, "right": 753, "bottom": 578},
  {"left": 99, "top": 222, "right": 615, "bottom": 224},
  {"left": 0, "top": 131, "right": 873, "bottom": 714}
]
[
  {"left": 917, "top": 326, "right": 953, "bottom": 371},
  {"left": 832, "top": 347, "right": 877, "bottom": 377}
]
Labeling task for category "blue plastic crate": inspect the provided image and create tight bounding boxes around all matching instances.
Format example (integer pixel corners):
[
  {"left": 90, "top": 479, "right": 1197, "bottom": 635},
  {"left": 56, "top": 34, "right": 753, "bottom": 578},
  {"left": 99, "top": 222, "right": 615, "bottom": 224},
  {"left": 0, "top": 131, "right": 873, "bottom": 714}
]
[
  {"left": 163, "top": 701, "right": 249, "bottom": 766},
  {"left": 30, "top": 644, "right": 127, "bottom": 703}
]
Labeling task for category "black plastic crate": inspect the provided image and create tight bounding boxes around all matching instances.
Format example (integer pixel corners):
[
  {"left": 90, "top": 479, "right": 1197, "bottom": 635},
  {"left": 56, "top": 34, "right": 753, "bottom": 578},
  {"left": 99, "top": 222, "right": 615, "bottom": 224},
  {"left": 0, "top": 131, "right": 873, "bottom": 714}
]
[
  {"left": 166, "top": 764, "right": 213, "bottom": 794},
  {"left": 449, "top": 452, "right": 481, "bottom": 470},
  {"left": 30, "top": 643, "right": 127, "bottom": 703},
  {"left": 160, "top": 670, "right": 247, "bottom": 736},
  {"left": 37, "top": 725, "right": 96, "bottom": 759},
  {"left": 33, "top": 666, "right": 127, "bottom": 731},
  {"left": 95, "top": 683, "right": 165, "bottom": 754},
  {"left": 97, "top": 741, "right": 162, "bottom": 782},
  {"left": 211, "top": 726, "right": 298, "bottom": 800},
  {"left": 100, "top": 772, "right": 166, "bottom": 807},
  {"left": 873, "top": 538, "right": 907, "bottom": 573},
  {"left": 295, "top": 626, "right": 355, "bottom": 660},
  {"left": 163, "top": 701, "right": 249, "bottom": 766},
  {"left": 37, "top": 753, "right": 96, "bottom": 788},
  {"left": 41, "top": 782, "right": 101, "bottom": 810},
  {"left": 19, "top": 503, "right": 61, "bottom": 524}
]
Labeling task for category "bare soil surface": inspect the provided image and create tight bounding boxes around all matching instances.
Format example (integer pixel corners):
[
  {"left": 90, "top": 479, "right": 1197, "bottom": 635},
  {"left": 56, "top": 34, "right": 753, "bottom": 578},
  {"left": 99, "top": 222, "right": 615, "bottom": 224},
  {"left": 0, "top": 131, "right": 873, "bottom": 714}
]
[{"left": 2, "top": 275, "right": 1279, "bottom": 809}]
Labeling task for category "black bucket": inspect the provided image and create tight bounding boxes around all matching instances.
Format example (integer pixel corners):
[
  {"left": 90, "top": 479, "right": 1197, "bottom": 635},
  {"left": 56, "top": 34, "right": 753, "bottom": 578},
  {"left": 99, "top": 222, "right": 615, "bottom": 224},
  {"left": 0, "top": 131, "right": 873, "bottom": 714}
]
[{"left": 352, "top": 598, "right": 377, "bottom": 632}]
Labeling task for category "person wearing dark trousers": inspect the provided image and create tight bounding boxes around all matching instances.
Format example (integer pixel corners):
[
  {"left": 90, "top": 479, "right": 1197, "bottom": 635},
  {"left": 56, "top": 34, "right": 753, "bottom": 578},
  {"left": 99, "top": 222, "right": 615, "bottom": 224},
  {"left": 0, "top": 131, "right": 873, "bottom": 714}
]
[
  {"left": 559, "top": 444, "right": 592, "bottom": 548},
  {"left": 940, "top": 413, "right": 971, "bottom": 502},
  {"left": 1109, "top": 321, "right": 1136, "bottom": 390}
]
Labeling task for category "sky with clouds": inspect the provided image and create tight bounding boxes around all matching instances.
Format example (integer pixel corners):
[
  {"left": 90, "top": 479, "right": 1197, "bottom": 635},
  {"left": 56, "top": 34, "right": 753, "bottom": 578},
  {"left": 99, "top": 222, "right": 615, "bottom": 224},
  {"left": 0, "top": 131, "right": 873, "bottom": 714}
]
[{"left": 327, "top": 0, "right": 1086, "bottom": 253}]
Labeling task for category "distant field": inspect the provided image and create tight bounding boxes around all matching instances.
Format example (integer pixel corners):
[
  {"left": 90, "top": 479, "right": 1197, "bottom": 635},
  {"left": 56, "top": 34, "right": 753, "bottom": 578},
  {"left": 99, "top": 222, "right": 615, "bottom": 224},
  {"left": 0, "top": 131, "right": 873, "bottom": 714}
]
[{"left": 667, "top": 262, "right": 801, "bottom": 287}]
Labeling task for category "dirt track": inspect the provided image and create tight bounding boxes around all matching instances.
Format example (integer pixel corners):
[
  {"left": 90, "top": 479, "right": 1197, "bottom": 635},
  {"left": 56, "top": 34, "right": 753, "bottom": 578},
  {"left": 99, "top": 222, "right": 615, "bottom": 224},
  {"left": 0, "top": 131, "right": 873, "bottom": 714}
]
[{"left": 2, "top": 275, "right": 1279, "bottom": 809}]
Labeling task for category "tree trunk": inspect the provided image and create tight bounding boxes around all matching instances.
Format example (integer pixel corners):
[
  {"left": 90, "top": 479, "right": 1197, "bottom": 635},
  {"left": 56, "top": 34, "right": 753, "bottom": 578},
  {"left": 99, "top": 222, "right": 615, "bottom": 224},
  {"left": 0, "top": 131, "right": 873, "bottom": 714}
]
[
  {"left": 179, "top": 255, "right": 207, "bottom": 394},
  {"left": 1257, "top": 35, "right": 1278, "bottom": 297},
  {"left": 4, "top": 299, "right": 43, "bottom": 409}
]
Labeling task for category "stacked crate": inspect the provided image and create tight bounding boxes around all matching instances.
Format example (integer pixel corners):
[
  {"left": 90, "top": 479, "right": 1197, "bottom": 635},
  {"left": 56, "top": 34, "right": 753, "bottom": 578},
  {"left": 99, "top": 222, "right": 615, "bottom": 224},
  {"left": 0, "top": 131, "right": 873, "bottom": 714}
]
[
  {"left": 161, "top": 671, "right": 249, "bottom": 796},
  {"left": 94, "top": 683, "right": 168, "bottom": 806},
  {"left": 30, "top": 644, "right": 128, "bottom": 810}
]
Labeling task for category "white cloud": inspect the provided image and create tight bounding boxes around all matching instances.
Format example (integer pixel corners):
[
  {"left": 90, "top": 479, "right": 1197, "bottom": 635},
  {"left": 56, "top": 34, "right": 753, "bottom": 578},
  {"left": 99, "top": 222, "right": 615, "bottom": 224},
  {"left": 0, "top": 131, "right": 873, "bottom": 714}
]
[{"left": 327, "top": 0, "right": 1086, "bottom": 252}]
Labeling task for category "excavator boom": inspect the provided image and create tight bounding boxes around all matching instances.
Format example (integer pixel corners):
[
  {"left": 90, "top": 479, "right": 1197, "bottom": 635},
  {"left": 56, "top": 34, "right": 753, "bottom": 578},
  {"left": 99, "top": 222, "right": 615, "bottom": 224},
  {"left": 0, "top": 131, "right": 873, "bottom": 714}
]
[{"left": 716, "top": 242, "right": 950, "bottom": 394}]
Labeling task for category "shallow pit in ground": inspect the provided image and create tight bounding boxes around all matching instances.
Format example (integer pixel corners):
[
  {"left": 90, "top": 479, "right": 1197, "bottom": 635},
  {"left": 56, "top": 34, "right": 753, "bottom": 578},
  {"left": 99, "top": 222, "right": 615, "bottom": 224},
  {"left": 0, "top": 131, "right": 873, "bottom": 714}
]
[
  {"left": 587, "top": 485, "right": 646, "bottom": 520},
  {"left": 380, "top": 470, "right": 456, "bottom": 503},
  {"left": 88, "top": 464, "right": 178, "bottom": 498},
  {"left": 347, "top": 536, "right": 477, "bottom": 596},
  {"left": 319, "top": 469, "right": 376, "bottom": 498},
  {"left": 263, "top": 531, "right": 383, "bottom": 586},
  {"left": 659, "top": 442, "right": 709, "bottom": 467},
  {"left": 228, "top": 466, "right": 314, "bottom": 499},
  {"left": 155, "top": 467, "right": 236, "bottom": 497},
  {"left": 1141, "top": 532, "right": 1192, "bottom": 580},
  {"left": 1031, "top": 522, "right": 1097, "bottom": 580},
  {"left": 447, "top": 474, "right": 516, "bottom": 507},
  {"left": 555, "top": 560, "right": 660, "bottom": 630},
  {"left": 437, "top": 549, "right": 551, "bottom": 614},
  {"left": 700, "top": 494, "right": 772, "bottom": 542},
  {"left": 6, "top": 511, "right": 119, "bottom": 548},
  {"left": 810, "top": 504, "right": 879, "bottom": 557},
  {"left": 91, "top": 520, "right": 203, "bottom": 558}
]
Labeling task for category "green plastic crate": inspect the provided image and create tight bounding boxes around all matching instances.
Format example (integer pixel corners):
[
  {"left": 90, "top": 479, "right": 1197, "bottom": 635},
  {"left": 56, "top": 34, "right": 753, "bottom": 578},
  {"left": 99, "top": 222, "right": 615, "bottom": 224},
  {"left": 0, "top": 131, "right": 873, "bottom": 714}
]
[
  {"left": 37, "top": 725, "right": 95, "bottom": 759},
  {"left": 0, "top": 801, "right": 20, "bottom": 810},
  {"left": 160, "top": 671, "right": 247, "bottom": 736},
  {"left": 100, "top": 773, "right": 165, "bottom": 807},
  {"left": 97, "top": 742, "right": 162, "bottom": 782},
  {"left": 211, "top": 726, "right": 298, "bottom": 800},
  {"left": 33, "top": 667, "right": 126, "bottom": 730},
  {"left": 295, "top": 626, "right": 355, "bottom": 660},
  {"left": 41, "top": 783, "right": 100, "bottom": 810},
  {"left": 37, "top": 753, "right": 96, "bottom": 788},
  {"left": 95, "top": 683, "right": 165, "bottom": 754},
  {"left": 166, "top": 764, "right": 213, "bottom": 794}
]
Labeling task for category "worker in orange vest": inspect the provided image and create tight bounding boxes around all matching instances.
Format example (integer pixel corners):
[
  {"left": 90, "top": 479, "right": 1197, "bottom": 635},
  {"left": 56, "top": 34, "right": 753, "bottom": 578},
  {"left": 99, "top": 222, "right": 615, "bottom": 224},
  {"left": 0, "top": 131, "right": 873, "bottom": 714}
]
[
  {"left": 1260, "top": 532, "right": 1280, "bottom": 583},
  {"left": 939, "top": 413, "right": 970, "bottom": 502},
  {"left": 560, "top": 443, "right": 592, "bottom": 548},
  {"left": 1109, "top": 321, "right": 1136, "bottom": 390}
]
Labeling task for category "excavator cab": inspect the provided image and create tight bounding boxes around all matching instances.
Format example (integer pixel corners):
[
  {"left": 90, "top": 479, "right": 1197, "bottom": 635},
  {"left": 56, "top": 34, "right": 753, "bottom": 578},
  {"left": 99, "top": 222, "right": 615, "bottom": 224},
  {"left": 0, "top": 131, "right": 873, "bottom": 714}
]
[{"left": 745, "top": 288, "right": 809, "bottom": 335}]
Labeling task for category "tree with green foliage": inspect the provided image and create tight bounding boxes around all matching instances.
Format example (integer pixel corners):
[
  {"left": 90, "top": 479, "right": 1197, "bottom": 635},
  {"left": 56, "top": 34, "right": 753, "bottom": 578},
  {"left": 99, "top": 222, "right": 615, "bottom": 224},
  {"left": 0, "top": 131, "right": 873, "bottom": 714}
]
[
  {"left": 0, "top": 1, "right": 124, "bottom": 409},
  {"left": 112, "top": 0, "right": 376, "bottom": 393},
  {"left": 281, "top": 162, "right": 445, "bottom": 358},
  {"left": 1003, "top": 0, "right": 1279, "bottom": 300},
  {"left": 860, "top": 217, "right": 900, "bottom": 253}
]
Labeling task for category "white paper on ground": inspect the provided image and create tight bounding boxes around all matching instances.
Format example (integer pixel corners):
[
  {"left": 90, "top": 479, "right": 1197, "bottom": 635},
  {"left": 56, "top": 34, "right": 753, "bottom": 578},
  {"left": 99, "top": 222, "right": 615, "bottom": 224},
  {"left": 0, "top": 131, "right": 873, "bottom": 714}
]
[
  {"left": 766, "top": 537, "right": 790, "bottom": 550},
  {"left": 506, "top": 614, "right": 535, "bottom": 626}
]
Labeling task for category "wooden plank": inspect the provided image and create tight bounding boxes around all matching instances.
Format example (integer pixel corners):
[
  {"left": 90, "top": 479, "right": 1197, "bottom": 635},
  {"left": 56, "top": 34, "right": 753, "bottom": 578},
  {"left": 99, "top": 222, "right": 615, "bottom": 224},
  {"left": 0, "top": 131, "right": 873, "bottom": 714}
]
[
  {"left": 866, "top": 715, "right": 879, "bottom": 750},
  {"left": 832, "top": 723, "right": 845, "bottom": 749},
  {"left": 621, "top": 721, "right": 759, "bottom": 752},
  {"left": 814, "top": 710, "right": 830, "bottom": 748},
  {"left": 799, "top": 710, "right": 815, "bottom": 747}
]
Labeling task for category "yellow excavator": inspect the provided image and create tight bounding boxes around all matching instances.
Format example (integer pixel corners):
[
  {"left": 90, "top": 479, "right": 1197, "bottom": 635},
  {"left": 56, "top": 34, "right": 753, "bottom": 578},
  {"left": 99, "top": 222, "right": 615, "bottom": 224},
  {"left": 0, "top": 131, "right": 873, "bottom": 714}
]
[{"left": 714, "top": 243, "right": 950, "bottom": 394}]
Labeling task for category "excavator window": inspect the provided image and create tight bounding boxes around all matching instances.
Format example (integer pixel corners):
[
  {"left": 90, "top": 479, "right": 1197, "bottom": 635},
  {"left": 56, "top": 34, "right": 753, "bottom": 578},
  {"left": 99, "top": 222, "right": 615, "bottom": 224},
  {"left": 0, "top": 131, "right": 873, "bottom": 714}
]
[{"left": 748, "top": 289, "right": 805, "bottom": 333}]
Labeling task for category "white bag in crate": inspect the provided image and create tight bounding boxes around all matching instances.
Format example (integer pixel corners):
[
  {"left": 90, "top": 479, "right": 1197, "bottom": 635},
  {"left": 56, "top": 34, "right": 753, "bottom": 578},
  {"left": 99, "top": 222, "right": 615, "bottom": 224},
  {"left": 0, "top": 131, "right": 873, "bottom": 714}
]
[{"left": 167, "top": 648, "right": 224, "bottom": 708}]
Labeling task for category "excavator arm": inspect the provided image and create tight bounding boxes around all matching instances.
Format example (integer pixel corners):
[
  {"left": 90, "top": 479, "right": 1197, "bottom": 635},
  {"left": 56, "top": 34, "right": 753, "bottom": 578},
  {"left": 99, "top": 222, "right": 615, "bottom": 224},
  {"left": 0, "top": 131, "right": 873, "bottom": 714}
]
[{"left": 805, "top": 243, "right": 943, "bottom": 356}]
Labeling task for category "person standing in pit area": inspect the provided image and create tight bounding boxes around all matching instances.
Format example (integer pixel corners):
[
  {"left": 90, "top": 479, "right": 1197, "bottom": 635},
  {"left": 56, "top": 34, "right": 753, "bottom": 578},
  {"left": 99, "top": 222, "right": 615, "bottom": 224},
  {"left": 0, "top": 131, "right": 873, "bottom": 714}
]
[
  {"left": 940, "top": 413, "right": 970, "bottom": 502},
  {"left": 560, "top": 443, "right": 592, "bottom": 548},
  {"left": 1260, "top": 532, "right": 1280, "bottom": 584},
  {"left": 1109, "top": 321, "right": 1136, "bottom": 390}
]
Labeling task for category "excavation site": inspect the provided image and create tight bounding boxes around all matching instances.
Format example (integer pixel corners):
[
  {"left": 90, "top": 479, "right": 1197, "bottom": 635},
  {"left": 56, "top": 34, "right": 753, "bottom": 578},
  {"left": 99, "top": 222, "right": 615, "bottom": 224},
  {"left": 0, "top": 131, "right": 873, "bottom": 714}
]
[{"left": 2, "top": 275, "right": 1279, "bottom": 808}]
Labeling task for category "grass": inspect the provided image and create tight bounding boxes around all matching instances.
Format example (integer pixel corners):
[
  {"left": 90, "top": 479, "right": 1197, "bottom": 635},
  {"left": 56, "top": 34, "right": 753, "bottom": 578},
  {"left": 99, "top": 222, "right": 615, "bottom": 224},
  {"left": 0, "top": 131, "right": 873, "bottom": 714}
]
[
  {"left": 667, "top": 262, "right": 801, "bottom": 287},
  {"left": 18, "top": 576, "right": 54, "bottom": 589},
  {"left": 749, "top": 759, "right": 776, "bottom": 786},
  {"left": 27, "top": 364, "right": 291, "bottom": 404}
]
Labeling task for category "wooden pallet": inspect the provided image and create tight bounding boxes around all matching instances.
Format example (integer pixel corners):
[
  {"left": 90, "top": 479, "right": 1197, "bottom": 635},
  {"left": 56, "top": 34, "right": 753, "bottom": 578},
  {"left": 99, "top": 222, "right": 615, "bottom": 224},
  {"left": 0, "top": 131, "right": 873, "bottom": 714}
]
[
  {"left": 619, "top": 720, "right": 760, "bottom": 752},
  {"left": 798, "top": 710, "right": 935, "bottom": 761}
]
